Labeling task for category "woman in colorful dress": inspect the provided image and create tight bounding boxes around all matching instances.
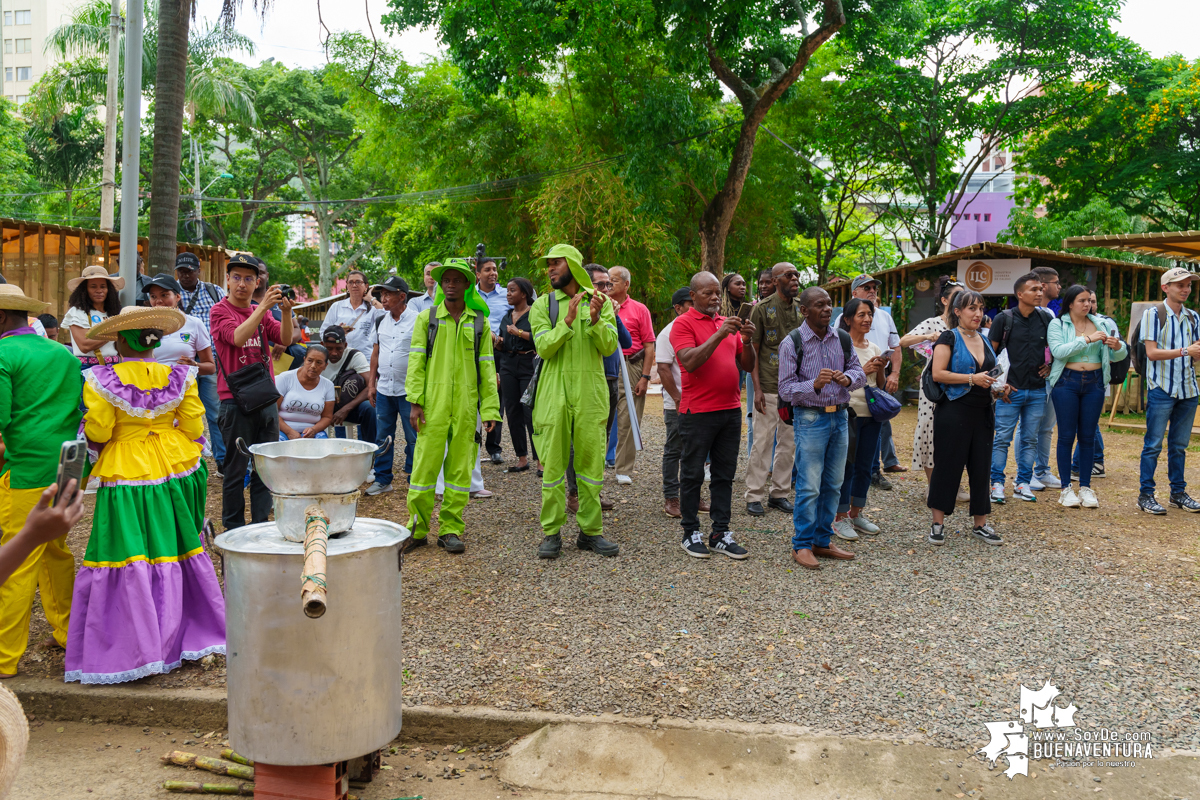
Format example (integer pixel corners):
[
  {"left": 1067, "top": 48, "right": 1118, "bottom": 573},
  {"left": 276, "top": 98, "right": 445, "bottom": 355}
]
[{"left": 64, "top": 307, "right": 225, "bottom": 684}]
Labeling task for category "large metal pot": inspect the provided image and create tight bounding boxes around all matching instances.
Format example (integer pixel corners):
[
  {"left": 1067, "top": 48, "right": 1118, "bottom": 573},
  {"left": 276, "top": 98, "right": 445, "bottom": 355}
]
[
  {"left": 236, "top": 437, "right": 391, "bottom": 495},
  {"left": 215, "top": 519, "right": 409, "bottom": 765},
  {"left": 271, "top": 491, "right": 360, "bottom": 543}
]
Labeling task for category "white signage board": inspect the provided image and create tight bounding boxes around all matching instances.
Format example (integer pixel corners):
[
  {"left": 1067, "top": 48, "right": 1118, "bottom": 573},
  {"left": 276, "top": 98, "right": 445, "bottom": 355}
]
[{"left": 957, "top": 258, "right": 1032, "bottom": 296}]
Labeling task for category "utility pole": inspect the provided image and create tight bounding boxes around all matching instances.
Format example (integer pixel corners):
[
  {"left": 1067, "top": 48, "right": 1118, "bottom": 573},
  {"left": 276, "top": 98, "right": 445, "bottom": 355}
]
[
  {"left": 117, "top": 0, "right": 143, "bottom": 306},
  {"left": 99, "top": 0, "right": 122, "bottom": 232}
]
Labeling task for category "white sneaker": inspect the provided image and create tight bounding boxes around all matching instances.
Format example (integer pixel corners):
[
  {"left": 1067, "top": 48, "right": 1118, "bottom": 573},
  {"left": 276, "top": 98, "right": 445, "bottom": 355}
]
[
  {"left": 616, "top": 474, "right": 633, "bottom": 485},
  {"left": 364, "top": 481, "right": 393, "bottom": 496},
  {"left": 1013, "top": 483, "right": 1037, "bottom": 503},
  {"left": 704, "top": 464, "right": 711, "bottom": 482},
  {"left": 851, "top": 515, "right": 880, "bottom": 535},
  {"left": 1035, "top": 472, "right": 1061, "bottom": 489},
  {"left": 832, "top": 518, "right": 859, "bottom": 541},
  {"left": 990, "top": 482, "right": 1006, "bottom": 504},
  {"left": 957, "top": 485, "right": 970, "bottom": 502},
  {"left": 1078, "top": 486, "right": 1099, "bottom": 508},
  {"left": 1059, "top": 486, "right": 1081, "bottom": 508}
]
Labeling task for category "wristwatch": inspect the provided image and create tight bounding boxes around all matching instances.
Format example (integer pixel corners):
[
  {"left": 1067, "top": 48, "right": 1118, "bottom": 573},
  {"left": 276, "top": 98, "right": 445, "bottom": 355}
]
[{"left": 640, "top": 373, "right": 651, "bottom": 380}]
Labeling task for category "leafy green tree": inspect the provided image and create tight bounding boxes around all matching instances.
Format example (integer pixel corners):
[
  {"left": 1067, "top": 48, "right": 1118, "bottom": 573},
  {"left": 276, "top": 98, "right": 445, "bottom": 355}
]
[
  {"left": 1017, "top": 56, "right": 1200, "bottom": 233},
  {"left": 839, "top": 0, "right": 1135, "bottom": 258},
  {"left": 0, "top": 101, "right": 34, "bottom": 203},
  {"left": 998, "top": 197, "right": 1161, "bottom": 264},
  {"left": 23, "top": 103, "right": 105, "bottom": 226}
]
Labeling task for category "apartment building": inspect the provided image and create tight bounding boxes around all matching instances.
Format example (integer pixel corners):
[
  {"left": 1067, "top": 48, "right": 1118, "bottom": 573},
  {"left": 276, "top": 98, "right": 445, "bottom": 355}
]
[{"left": 1, "top": 0, "right": 75, "bottom": 107}]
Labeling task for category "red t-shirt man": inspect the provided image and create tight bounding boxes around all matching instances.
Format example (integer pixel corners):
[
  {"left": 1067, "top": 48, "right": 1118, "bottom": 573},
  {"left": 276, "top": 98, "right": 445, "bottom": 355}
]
[
  {"left": 669, "top": 306, "right": 744, "bottom": 414},
  {"left": 210, "top": 299, "right": 283, "bottom": 401},
  {"left": 615, "top": 296, "right": 655, "bottom": 358}
]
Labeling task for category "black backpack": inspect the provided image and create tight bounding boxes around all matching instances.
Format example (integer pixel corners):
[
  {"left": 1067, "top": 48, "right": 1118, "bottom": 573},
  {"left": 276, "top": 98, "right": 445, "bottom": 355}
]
[
  {"left": 425, "top": 306, "right": 486, "bottom": 395},
  {"left": 1131, "top": 303, "right": 1200, "bottom": 378},
  {"left": 777, "top": 326, "right": 853, "bottom": 425}
]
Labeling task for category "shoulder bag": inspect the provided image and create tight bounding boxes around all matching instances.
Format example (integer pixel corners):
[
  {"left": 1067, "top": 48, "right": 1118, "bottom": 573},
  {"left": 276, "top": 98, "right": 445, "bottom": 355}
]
[{"left": 213, "top": 324, "right": 281, "bottom": 414}]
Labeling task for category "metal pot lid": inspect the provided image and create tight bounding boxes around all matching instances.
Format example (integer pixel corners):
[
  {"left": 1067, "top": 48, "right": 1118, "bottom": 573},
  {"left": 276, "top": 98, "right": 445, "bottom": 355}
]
[
  {"left": 215, "top": 518, "right": 409, "bottom": 556},
  {"left": 248, "top": 438, "right": 378, "bottom": 460}
]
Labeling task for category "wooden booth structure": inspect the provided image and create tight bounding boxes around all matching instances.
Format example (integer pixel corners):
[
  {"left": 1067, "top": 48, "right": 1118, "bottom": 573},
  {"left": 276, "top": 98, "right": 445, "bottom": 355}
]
[{"left": 0, "top": 218, "right": 227, "bottom": 321}]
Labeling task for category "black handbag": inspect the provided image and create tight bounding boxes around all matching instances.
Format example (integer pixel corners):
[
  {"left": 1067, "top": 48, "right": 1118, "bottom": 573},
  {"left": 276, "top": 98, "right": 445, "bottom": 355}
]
[
  {"left": 213, "top": 324, "right": 281, "bottom": 414},
  {"left": 333, "top": 349, "right": 369, "bottom": 410},
  {"left": 920, "top": 358, "right": 947, "bottom": 405}
]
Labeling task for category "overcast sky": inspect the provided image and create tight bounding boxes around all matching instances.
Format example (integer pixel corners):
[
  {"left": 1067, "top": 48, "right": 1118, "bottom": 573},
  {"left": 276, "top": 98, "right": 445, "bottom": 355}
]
[{"left": 192, "top": 0, "right": 1200, "bottom": 70}]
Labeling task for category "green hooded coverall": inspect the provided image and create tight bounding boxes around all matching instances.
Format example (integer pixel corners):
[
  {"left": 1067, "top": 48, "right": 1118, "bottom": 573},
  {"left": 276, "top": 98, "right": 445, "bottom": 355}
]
[
  {"left": 405, "top": 260, "right": 501, "bottom": 541},
  {"left": 530, "top": 244, "right": 619, "bottom": 539}
]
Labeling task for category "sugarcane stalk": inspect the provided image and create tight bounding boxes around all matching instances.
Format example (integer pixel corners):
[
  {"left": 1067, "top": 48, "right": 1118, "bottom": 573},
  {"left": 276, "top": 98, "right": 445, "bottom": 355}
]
[
  {"left": 160, "top": 751, "right": 255, "bottom": 781},
  {"left": 162, "top": 780, "right": 254, "bottom": 795},
  {"left": 302, "top": 503, "right": 329, "bottom": 618},
  {"left": 218, "top": 748, "right": 253, "bottom": 767}
]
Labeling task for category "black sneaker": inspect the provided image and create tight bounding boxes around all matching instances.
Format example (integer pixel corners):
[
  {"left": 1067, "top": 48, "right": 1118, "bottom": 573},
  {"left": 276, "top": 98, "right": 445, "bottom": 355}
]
[
  {"left": 871, "top": 473, "right": 893, "bottom": 491},
  {"left": 745, "top": 501, "right": 765, "bottom": 517},
  {"left": 577, "top": 533, "right": 619, "bottom": 557},
  {"left": 767, "top": 497, "right": 794, "bottom": 513},
  {"left": 971, "top": 524, "right": 1003, "bottom": 546},
  {"left": 437, "top": 533, "right": 466, "bottom": 554},
  {"left": 1138, "top": 494, "right": 1167, "bottom": 515},
  {"left": 538, "top": 534, "right": 562, "bottom": 559},
  {"left": 681, "top": 531, "right": 711, "bottom": 559},
  {"left": 709, "top": 531, "right": 749, "bottom": 560},
  {"left": 1169, "top": 492, "right": 1200, "bottom": 513},
  {"left": 928, "top": 523, "right": 945, "bottom": 547},
  {"left": 1092, "top": 462, "right": 1106, "bottom": 479}
]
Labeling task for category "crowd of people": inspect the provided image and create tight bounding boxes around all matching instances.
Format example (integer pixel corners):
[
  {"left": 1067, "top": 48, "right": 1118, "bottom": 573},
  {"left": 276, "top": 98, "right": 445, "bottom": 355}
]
[{"left": 0, "top": 246, "right": 1197, "bottom": 685}]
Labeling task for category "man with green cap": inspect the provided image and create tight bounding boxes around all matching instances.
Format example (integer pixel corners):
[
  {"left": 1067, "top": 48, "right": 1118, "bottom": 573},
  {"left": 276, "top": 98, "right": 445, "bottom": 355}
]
[
  {"left": 406, "top": 259, "right": 501, "bottom": 553},
  {"left": 530, "top": 244, "right": 620, "bottom": 558}
]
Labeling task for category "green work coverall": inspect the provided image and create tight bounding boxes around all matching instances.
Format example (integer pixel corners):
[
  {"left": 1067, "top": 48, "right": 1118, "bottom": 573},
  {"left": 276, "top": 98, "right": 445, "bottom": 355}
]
[
  {"left": 405, "top": 302, "right": 500, "bottom": 540},
  {"left": 531, "top": 278, "right": 619, "bottom": 539}
]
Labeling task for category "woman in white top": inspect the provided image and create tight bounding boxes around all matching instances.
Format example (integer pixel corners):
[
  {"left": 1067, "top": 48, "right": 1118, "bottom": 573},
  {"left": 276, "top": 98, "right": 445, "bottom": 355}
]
[
  {"left": 144, "top": 274, "right": 216, "bottom": 375},
  {"left": 275, "top": 346, "right": 335, "bottom": 441},
  {"left": 63, "top": 264, "right": 123, "bottom": 368},
  {"left": 832, "top": 299, "right": 889, "bottom": 541},
  {"left": 319, "top": 269, "right": 382, "bottom": 353}
]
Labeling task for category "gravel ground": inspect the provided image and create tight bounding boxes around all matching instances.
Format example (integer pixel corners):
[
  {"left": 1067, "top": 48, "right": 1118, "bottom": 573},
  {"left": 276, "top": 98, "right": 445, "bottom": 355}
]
[{"left": 16, "top": 397, "right": 1200, "bottom": 754}]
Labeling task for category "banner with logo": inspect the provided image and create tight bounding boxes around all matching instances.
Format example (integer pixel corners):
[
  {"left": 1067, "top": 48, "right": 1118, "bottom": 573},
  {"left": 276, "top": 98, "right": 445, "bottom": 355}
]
[{"left": 957, "top": 258, "right": 1032, "bottom": 295}]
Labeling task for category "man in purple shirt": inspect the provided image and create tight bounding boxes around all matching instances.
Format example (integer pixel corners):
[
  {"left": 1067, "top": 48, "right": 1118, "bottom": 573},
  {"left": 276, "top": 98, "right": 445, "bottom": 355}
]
[{"left": 777, "top": 287, "right": 867, "bottom": 571}]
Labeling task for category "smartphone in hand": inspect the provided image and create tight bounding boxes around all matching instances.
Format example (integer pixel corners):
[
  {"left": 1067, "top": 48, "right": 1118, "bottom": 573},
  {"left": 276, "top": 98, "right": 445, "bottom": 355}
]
[
  {"left": 53, "top": 440, "right": 86, "bottom": 507},
  {"left": 737, "top": 302, "right": 754, "bottom": 321}
]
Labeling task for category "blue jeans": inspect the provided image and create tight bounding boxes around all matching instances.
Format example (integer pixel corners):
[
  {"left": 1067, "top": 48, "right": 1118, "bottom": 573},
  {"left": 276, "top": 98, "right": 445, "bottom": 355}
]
[
  {"left": 606, "top": 415, "right": 617, "bottom": 463},
  {"left": 279, "top": 429, "right": 328, "bottom": 441},
  {"left": 333, "top": 401, "right": 378, "bottom": 447},
  {"left": 197, "top": 374, "right": 225, "bottom": 464},
  {"left": 375, "top": 393, "right": 416, "bottom": 485},
  {"left": 1140, "top": 387, "right": 1199, "bottom": 496},
  {"left": 1072, "top": 426, "right": 1105, "bottom": 472},
  {"left": 874, "top": 419, "right": 899, "bottom": 473},
  {"left": 791, "top": 408, "right": 848, "bottom": 551},
  {"left": 1051, "top": 370, "right": 1105, "bottom": 488},
  {"left": 1035, "top": 392, "right": 1056, "bottom": 478},
  {"left": 840, "top": 414, "right": 882, "bottom": 513},
  {"left": 990, "top": 387, "right": 1046, "bottom": 486}
]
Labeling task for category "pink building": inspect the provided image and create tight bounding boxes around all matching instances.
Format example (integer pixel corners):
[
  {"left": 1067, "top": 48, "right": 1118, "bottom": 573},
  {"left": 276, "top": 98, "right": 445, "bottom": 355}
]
[{"left": 947, "top": 149, "right": 1015, "bottom": 249}]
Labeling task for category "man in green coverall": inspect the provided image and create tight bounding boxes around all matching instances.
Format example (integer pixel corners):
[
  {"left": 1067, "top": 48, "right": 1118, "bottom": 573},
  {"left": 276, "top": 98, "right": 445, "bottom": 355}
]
[
  {"left": 406, "top": 259, "right": 500, "bottom": 554},
  {"left": 531, "top": 244, "right": 620, "bottom": 559}
]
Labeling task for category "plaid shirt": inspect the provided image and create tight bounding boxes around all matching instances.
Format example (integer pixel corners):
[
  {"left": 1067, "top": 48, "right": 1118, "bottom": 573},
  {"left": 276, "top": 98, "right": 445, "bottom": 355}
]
[{"left": 179, "top": 282, "right": 226, "bottom": 332}]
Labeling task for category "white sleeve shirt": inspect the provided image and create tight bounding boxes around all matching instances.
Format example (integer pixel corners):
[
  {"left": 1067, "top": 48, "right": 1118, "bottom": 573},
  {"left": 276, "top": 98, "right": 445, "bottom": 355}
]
[
  {"left": 321, "top": 298, "right": 383, "bottom": 353},
  {"left": 373, "top": 306, "right": 419, "bottom": 397}
]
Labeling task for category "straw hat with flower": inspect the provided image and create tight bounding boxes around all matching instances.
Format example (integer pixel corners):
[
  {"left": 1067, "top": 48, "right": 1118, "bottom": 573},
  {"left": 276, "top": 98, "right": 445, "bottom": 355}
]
[
  {"left": 0, "top": 682, "right": 28, "bottom": 799},
  {"left": 66, "top": 264, "right": 125, "bottom": 292},
  {"left": 0, "top": 285, "right": 49, "bottom": 316},
  {"left": 87, "top": 306, "right": 185, "bottom": 342}
]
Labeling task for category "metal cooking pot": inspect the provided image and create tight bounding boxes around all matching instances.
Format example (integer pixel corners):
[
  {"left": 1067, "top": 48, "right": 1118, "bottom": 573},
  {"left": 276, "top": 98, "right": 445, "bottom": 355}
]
[
  {"left": 215, "top": 519, "right": 409, "bottom": 766},
  {"left": 236, "top": 436, "right": 392, "bottom": 495},
  {"left": 271, "top": 491, "right": 360, "bottom": 543}
]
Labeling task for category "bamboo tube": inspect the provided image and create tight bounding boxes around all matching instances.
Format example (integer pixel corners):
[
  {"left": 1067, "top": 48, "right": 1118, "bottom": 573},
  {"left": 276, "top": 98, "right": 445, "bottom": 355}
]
[
  {"left": 218, "top": 749, "right": 253, "bottom": 767},
  {"left": 302, "top": 503, "right": 330, "bottom": 618},
  {"left": 161, "top": 751, "right": 255, "bottom": 781},
  {"left": 163, "top": 781, "right": 255, "bottom": 795}
]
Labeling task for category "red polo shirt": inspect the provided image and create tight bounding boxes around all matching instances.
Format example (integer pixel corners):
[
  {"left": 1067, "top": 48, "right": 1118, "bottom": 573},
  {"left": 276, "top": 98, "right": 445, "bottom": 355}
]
[
  {"left": 616, "top": 296, "right": 655, "bottom": 358},
  {"left": 670, "top": 307, "right": 743, "bottom": 414}
]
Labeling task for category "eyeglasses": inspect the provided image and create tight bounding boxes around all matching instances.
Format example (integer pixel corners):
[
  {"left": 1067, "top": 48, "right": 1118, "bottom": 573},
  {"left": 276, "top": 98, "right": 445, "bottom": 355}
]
[
  {"left": 347, "top": 279, "right": 366, "bottom": 286},
  {"left": 228, "top": 273, "right": 257, "bottom": 284},
  {"left": 592, "top": 281, "right": 613, "bottom": 289}
]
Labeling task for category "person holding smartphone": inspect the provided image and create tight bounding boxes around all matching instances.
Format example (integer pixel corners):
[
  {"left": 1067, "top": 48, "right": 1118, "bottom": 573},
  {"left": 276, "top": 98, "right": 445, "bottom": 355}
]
[{"left": 0, "top": 284, "right": 84, "bottom": 678}]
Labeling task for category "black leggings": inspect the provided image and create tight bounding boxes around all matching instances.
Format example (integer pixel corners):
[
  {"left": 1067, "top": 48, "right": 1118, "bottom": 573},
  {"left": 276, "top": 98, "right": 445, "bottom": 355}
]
[
  {"left": 927, "top": 398, "right": 993, "bottom": 518},
  {"left": 499, "top": 356, "right": 537, "bottom": 459}
]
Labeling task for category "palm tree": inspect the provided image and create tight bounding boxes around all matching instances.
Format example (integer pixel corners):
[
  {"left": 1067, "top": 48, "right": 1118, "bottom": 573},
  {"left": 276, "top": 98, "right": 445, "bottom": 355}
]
[{"left": 23, "top": 102, "right": 105, "bottom": 226}]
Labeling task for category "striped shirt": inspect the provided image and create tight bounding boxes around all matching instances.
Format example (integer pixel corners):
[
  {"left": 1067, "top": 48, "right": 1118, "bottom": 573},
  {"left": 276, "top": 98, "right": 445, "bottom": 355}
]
[
  {"left": 1141, "top": 303, "right": 1200, "bottom": 400},
  {"left": 777, "top": 321, "right": 866, "bottom": 408},
  {"left": 178, "top": 282, "right": 226, "bottom": 332}
]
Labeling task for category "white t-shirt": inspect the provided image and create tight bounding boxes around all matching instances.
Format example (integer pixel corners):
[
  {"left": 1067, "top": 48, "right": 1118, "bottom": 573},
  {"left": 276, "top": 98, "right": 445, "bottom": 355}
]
[
  {"left": 155, "top": 316, "right": 212, "bottom": 366},
  {"left": 849, "top": 341, "right": 882, "bottom": 417},
  {"left": 321, "top": 298, "right": 383, "bottom": 353},
  {"left": 321, "top": 349, "right": 371, "bottom": 383},
  {"left": 62, "top": 306, "right": 119, "bottom": 359},
  {"left": 370, "top": 306, "right": 418, "bottom": 397},
  {"left": 275, "top": 370, "right": 335, "bottom": 430},
  {"left": 655, "top": 318, "right": 682, "bottom": 411}
]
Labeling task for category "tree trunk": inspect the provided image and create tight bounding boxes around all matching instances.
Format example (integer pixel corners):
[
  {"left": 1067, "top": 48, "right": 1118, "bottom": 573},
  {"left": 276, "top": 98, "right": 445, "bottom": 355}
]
[
  {"left": 316, "top": 213, "right": 333, "bottom": 297},
  {"left": 698, "top": 118, "right": 762, "bottom": 277},
  {"left": 148, "top": 0, "right": 192, "bottom": 273}
]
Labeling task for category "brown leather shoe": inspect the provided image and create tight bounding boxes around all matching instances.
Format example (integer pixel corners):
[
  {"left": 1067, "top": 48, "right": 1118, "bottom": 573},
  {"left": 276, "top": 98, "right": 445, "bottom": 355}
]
[
  {"left": 699, "top": 496, "right": 711, "bottom": 514},
  {"left": 792, "top": 548, "right": 820, "bottom": 570},
  {"left": 664, "top": 497, "right": 681, "bottom": 518},
  {"left": 567, "top": 493, "right": 579, "bottom": 513},
  {"left": 600, "top": 492, "right": 614, "bottom": 512},
  {"left": 884, "top": 465, "right": 909, "bottom": 473},
  {"left": 813, "top": 542, "right": 856, "bottom": 560}
]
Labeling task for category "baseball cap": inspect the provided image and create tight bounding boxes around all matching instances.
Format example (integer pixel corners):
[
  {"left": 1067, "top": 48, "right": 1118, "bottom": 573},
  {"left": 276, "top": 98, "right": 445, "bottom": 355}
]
[
  {"left": 321, "top": 327, "right": 347, "bottom": 344},
  {"left": 372, "top": 275, "right": 422, "bottom": 299},
  {"left": 1160, "top": 267, "right": 1199, "bottom": 287},
  {"left": 175, "top": 252, "right": 201, "bottom": 271},
  {"left": 851, "top": 274, "right": 880, "bottom": 292},
  {"left": 226, "top": 253, "right": 260, "bottom": 274},
  {"left": 671, "top": 287, "right": 692, "bottom": 306},
  {"left": 145, "top": 273, "right": 183, "bottom": 294}
]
